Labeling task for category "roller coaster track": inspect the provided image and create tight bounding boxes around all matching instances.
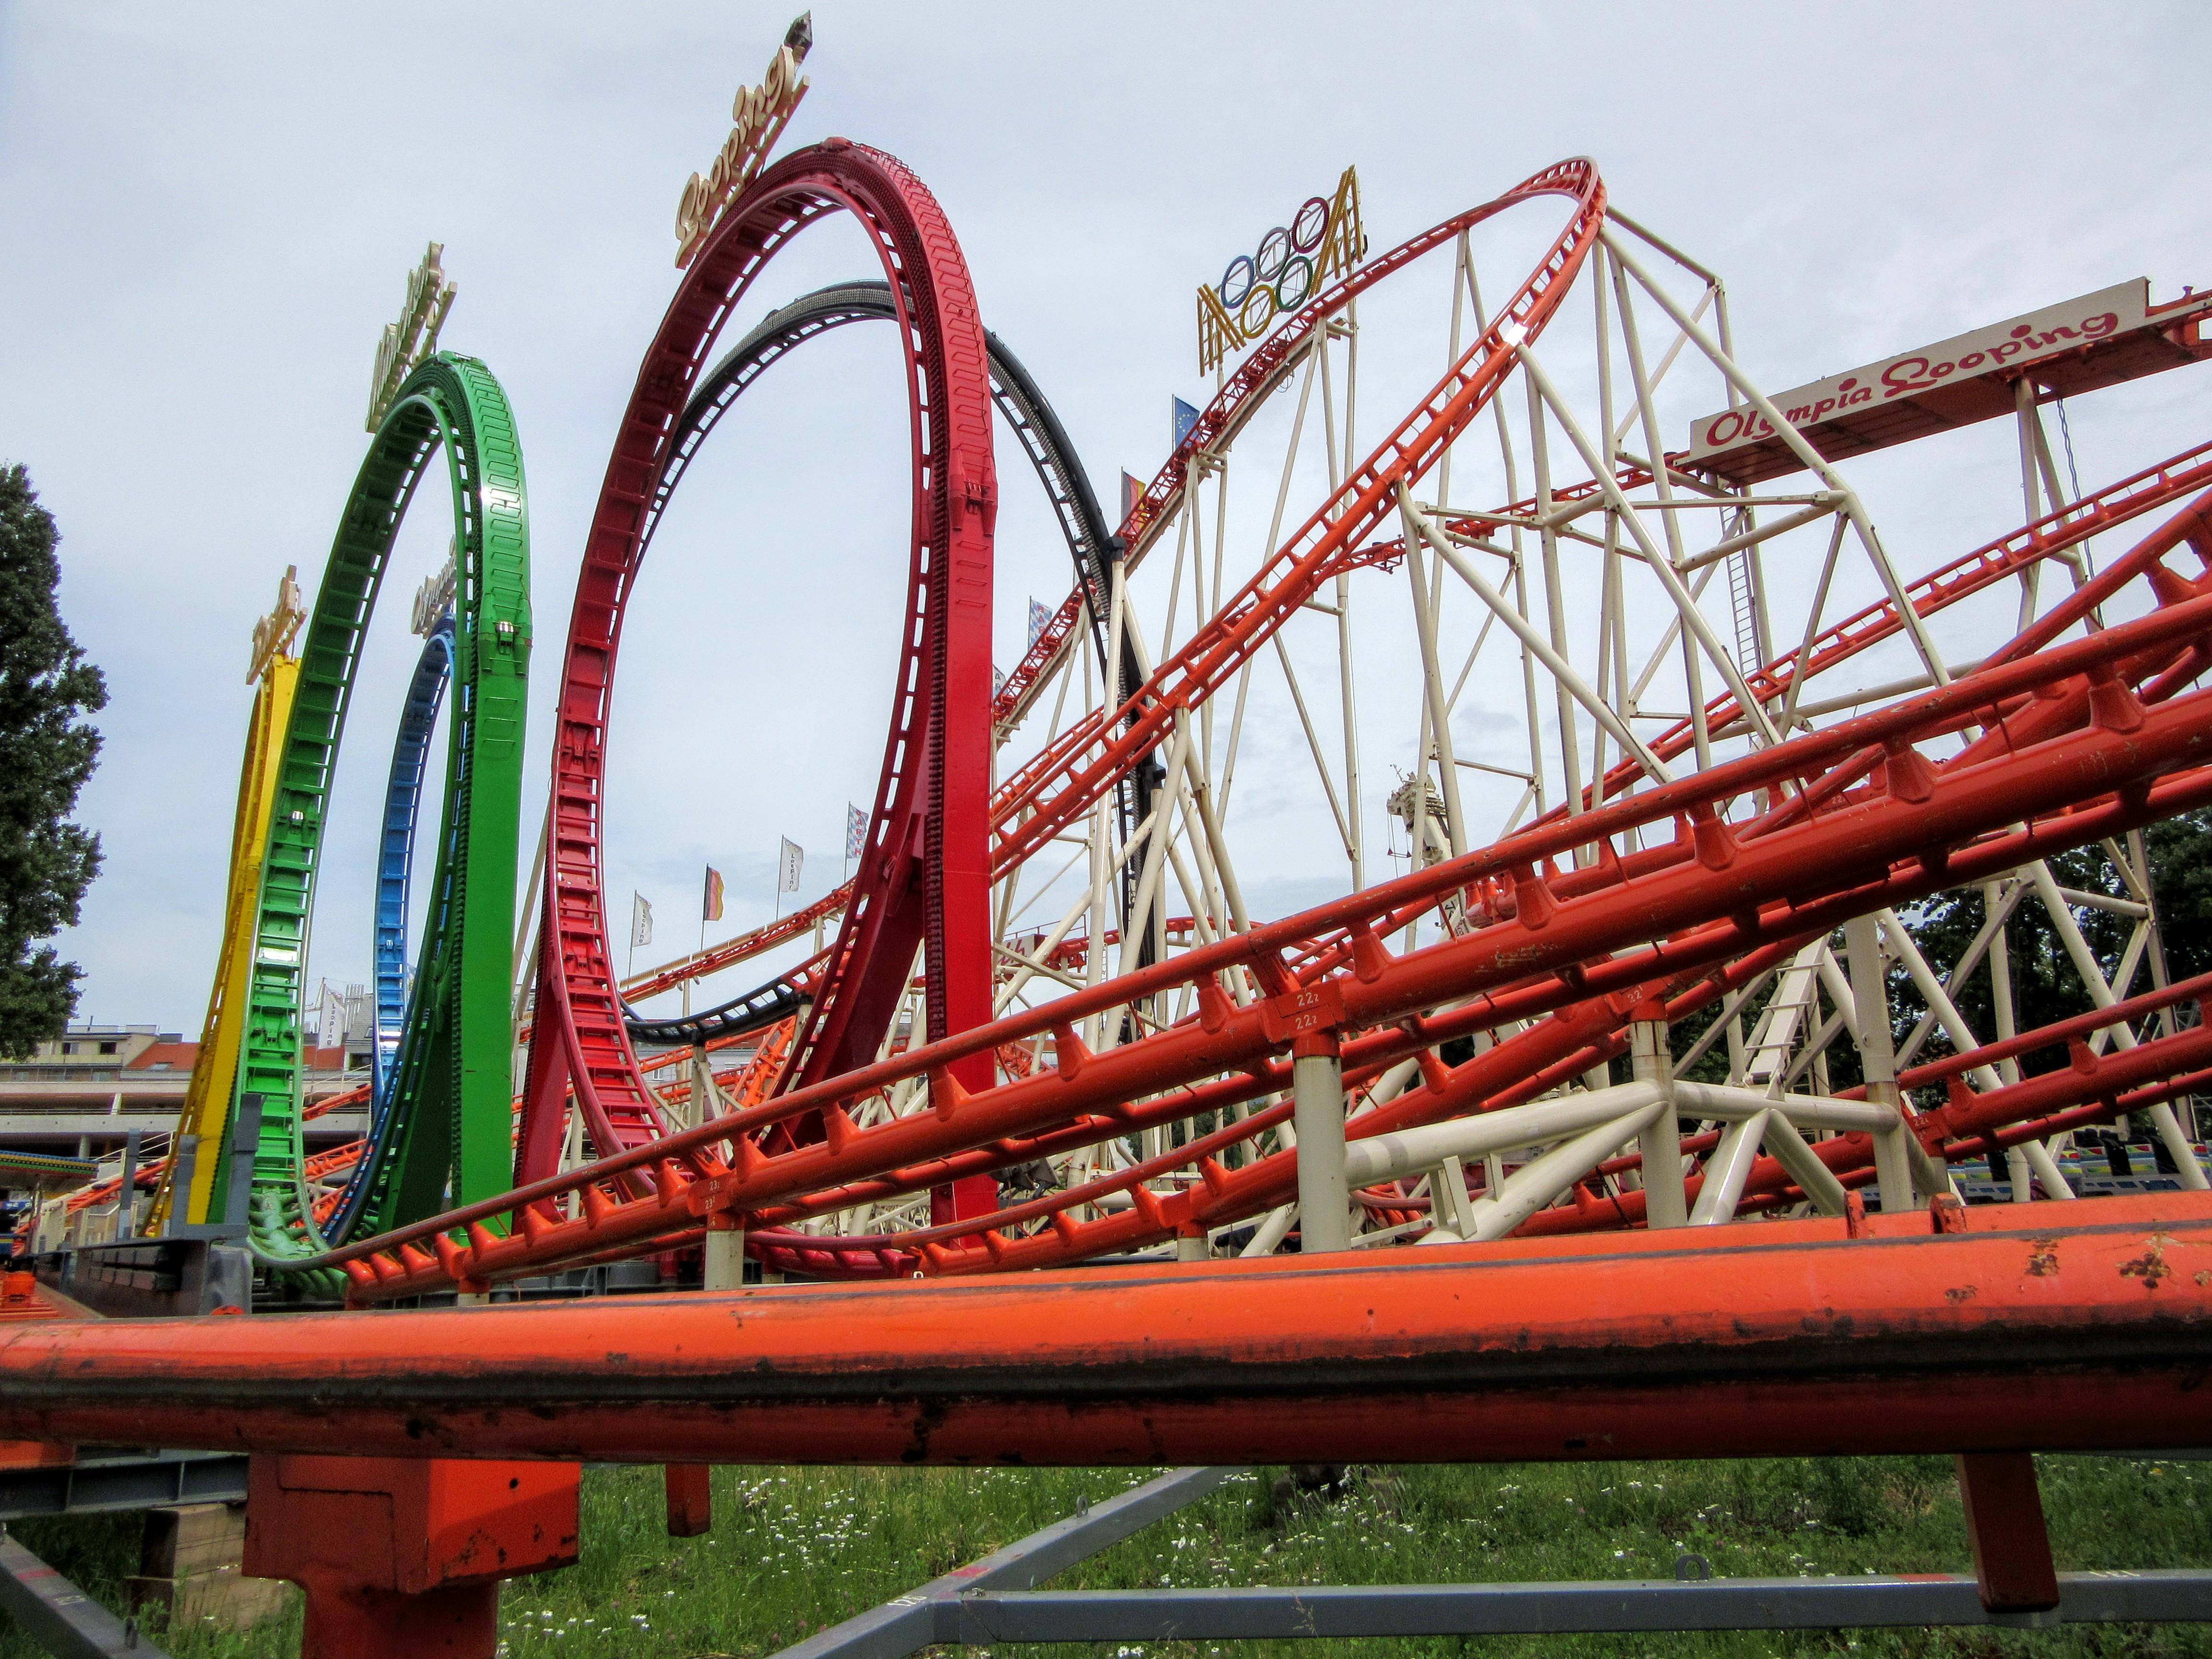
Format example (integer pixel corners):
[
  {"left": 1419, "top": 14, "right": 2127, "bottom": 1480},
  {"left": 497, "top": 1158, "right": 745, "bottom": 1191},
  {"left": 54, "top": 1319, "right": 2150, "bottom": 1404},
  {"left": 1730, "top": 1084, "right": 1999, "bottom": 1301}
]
[
  {"left": 983, "top": 160, "right": 1607, "bottom": 883},
  {"left": 275, "top": 557, "right": 2212, "bottom": 1300},
  {"left": 619, "top": 160, "right": 1606, "bottom": 1108},
  {"left": 141, "top": 651, "right": 298, "bottom": 1233},
  {"left": 276, "top": 149, "right": 2212, "bottom": 1294},
  {"left": 318, "top": 615, "right": 457, "bottom": 1240},
  {"left": 610, "top": 279, "right": 1137, "bottom": 1055},
  {"left": 514, "top": 141, "right": 1000, "bottom": 1188},
  {"left": 217, "top": 354, "right": 532, "bottom": 1270}
]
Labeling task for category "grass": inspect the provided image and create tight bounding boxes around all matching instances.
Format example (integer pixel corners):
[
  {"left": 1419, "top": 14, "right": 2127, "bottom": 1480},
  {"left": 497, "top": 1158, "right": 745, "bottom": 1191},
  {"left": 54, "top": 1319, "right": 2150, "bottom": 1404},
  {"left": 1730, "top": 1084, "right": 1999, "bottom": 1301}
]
[{"left": 2, "top": 1455, "right": 2208, "bottom": 1658}]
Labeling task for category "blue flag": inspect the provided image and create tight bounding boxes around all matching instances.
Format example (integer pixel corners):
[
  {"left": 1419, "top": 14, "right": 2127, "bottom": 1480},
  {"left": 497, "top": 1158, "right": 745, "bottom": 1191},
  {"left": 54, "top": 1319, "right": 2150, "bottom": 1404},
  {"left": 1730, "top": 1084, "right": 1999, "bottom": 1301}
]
[{"left": 1173, "top": 397, "right": 1201, "bottom": 450}]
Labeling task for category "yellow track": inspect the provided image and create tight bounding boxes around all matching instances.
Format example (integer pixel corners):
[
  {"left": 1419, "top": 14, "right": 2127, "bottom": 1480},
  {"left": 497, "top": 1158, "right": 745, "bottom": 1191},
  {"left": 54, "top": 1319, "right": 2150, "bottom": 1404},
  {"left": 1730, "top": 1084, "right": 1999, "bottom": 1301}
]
[{"left": 144, "top": 652, "right": 299, "bottom": 1232}]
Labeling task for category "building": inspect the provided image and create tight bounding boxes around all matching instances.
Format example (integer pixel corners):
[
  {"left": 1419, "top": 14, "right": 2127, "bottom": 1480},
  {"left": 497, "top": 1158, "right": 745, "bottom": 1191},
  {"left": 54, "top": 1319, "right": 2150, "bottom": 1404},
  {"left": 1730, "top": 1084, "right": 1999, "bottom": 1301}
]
[{"left": 0, "top": 1022, "right": 370, "bottom": 1165}]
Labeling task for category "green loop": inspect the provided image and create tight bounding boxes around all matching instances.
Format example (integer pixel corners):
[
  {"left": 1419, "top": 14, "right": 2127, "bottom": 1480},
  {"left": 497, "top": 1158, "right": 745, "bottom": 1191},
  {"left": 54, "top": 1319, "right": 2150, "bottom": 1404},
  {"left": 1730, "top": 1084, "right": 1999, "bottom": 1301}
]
[{"left": 212, "top": 354, "right": 531, "bottom": 1279}]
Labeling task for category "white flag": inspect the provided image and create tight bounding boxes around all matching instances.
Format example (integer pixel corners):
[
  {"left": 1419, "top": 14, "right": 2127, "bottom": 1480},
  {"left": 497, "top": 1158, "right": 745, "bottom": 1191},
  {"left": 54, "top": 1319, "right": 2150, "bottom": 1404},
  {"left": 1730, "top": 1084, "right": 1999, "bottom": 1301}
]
[
  {"left": 778, "top": 837, "right": 804, "bottom": 895},
  {"left": 630, "top": 892, "right": 653, "bottom": 948}
]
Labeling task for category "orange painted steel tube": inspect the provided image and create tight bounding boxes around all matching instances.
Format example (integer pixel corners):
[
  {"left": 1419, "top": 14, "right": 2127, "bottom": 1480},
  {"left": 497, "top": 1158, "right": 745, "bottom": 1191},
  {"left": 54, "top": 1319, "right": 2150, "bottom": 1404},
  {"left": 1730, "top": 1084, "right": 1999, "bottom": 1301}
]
[{"left": 3, "top": 1196, "right": 2207, "bottom": 1467}]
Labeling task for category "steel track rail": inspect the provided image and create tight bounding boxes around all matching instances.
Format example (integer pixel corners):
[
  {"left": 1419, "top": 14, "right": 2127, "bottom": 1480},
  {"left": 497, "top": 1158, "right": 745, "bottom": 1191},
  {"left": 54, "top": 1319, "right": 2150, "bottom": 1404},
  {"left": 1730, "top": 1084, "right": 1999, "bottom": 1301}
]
[
  {"left": 323, "top": 615, "right": 455, "bottom": 1240},
  {"left": 216, "top": 355, "right": 532, "bottom": 1273},
  {"left": 259, "top": 587, "right": 2212, "bottom": 1297},
  {"left": 985, "top": 160, "right": 1607, "bottom": 882},
  {"left": 13, "top": 1198, "right": 2212, "bottom": 1466},
  {"left": 514, "top": 142, "right": 1000, "bottom": 1188},
  {"left": 615, "top": 280, "right": 1132, "bottom": 1053}
]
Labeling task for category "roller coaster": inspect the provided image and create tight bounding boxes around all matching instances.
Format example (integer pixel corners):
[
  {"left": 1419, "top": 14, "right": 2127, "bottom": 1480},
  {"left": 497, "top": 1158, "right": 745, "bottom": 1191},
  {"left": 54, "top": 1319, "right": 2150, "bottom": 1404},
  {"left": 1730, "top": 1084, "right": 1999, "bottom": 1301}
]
[{"left": 9, "top": 22, "right": 2212, "bottom": 1655}]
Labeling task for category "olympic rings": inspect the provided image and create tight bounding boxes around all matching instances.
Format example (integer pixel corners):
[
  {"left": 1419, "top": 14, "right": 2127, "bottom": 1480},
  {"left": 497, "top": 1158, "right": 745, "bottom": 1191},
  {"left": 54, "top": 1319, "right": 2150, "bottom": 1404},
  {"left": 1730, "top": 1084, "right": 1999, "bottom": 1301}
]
[
  {"left": 1255, "top": 226, "right": 1292, "bottom": 282},
  {"left": 1220, "top": 254, "right": 1257, "bottom": 311}
]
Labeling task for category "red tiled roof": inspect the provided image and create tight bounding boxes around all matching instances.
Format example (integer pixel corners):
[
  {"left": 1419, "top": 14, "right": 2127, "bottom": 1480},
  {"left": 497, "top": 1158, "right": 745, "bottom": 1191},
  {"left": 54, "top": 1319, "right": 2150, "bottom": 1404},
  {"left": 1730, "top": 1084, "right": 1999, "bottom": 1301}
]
[{"left": 124, "top": 1043, "right": 198, "bottom": 1070}]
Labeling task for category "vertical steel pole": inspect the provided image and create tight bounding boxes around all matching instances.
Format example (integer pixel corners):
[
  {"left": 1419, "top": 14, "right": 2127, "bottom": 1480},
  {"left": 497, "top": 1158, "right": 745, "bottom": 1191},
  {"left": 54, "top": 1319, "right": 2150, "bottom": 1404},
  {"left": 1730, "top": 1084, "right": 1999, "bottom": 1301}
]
[
  {"left": 704, "top": 1207, "right": 745, "bottom": 1291},
  {"left": 1629, "top": 1002, "right": 1686, "bottom": 1227},
  {"left": 1845, "top": 914, "right": 1916, "bottom": 1212},
  {"left": 1292, "top": 1033, "right": 1350, "bottom": 1253}
]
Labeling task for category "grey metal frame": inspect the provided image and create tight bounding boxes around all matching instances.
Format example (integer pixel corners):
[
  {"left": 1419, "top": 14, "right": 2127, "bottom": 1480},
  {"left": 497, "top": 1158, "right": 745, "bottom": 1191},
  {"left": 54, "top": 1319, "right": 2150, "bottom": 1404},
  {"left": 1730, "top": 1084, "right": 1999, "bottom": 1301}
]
[
  {"left": 940, "top": 1573, "right": 2212, "bottom": 1643},
  {"left": 774, "top": 1467, "right": 1230, "bottom": 1659},
  {"left": 0, "top": 1529, "right": 168, "bottom": 1658},
  {"left": 0, "top": 1452, "right": 248, "bottom": 1521},
  {"left": 772, "top": 1470, "right": 2212, "bottom": 1657}
]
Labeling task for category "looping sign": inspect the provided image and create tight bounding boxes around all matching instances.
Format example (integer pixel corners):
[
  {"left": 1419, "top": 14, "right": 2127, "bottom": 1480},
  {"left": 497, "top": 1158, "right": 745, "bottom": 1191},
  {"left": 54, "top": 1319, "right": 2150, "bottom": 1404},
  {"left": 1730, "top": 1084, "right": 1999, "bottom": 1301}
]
[
  {"left": 1197, "top": 166, "right": 1365, "bottom": 376},
  {"left": 674, "top": 14, "right": 813, "bottom": 269},
  {"left": 1684, "top": 280, "right": 2148, "bottom": 466},
  {"left": 248, "top": 565, "right": 305, "bottom": 686},
  {"left": 365, "top": 242, "right": 456, "bottom": 434}
]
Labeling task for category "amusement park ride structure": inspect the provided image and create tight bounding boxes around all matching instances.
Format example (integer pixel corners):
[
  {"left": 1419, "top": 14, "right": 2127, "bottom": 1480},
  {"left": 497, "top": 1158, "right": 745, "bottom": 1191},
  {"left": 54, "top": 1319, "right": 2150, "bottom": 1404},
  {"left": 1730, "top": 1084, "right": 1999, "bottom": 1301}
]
[{"left": 7, "top": 16, "right": 2212, "bottom": 1654}]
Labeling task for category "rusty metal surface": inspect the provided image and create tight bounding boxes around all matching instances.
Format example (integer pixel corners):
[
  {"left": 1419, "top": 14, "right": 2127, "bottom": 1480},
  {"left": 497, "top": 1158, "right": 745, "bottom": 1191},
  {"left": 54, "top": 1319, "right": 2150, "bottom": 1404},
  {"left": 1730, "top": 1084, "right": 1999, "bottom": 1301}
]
[{"left": 0, "top": 1195, "right": 2206, "bottom": 1467}]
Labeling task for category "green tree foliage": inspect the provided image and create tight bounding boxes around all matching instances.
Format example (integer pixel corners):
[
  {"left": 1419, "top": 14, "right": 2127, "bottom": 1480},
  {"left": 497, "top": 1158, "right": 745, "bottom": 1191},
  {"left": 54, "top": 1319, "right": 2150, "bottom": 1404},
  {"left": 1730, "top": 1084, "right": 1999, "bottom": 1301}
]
[
  {"left": 1888, "top": 824, "right": 2212, "bottom": 1082},
  {"left": 1667, "top": 820, "right": 2212, "bottom": 1111},
  {"left": 0, "top": 466, "right": 105, "bottom": 1059}
]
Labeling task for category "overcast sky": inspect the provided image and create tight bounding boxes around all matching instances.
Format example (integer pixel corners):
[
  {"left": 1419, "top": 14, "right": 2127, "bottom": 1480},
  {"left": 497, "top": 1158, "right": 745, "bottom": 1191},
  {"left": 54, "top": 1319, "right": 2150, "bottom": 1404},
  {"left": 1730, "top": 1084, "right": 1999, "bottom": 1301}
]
[{"left": 4, "top": 1, "right": 2209, "bottom": 1034}]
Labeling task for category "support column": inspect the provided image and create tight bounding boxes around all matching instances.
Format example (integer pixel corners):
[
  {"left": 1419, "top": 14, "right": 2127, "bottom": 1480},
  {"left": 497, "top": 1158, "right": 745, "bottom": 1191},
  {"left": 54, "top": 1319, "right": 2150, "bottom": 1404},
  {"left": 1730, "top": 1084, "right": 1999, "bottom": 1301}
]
[
  {"left": 687, "top": 1043, "right": 718, "bottom": 1133},
  {"left": 664, "top": 1464, "right": 711, "bottom": 1538},
  {"left": 242, "top": 1455, "right": 579, "bottom": 1659},
  {"left": 1292, "top": 1033, "right": 1350, "bottom": 1253},
  {"left": 1629, "top": 1000, "right": 1685, "bottom": 1228},
  {"left": 703, "top": 1207, "right": 745, "bottom": 1291},
  {"left": 1956, "top": 1451, "right": 2061, "bottom": 1617},
  {"left": 1845, "top": 914, "right": 1916, "bottom": 1213},
  {"left": 1174, "top": 1223, "right": 1208, "bottom": 1262}
]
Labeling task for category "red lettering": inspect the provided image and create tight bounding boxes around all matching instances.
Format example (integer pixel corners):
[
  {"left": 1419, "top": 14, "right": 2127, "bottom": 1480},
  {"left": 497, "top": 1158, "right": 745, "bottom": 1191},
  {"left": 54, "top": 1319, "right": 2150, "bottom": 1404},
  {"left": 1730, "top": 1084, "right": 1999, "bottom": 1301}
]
[{"left": 1882, "top": 356, "right": 1931, "bottom": 397}]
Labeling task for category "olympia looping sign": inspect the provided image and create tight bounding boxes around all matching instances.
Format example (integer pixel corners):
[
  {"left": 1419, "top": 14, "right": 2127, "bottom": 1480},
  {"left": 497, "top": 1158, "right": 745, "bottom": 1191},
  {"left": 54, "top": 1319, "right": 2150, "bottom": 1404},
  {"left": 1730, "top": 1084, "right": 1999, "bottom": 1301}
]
[
  {"left": 1684, "top": 280, "right": 2145, "bottom": 467},
  {"left": 1197, "top": 167, "right": 1365, "bottom": 375},
  {"left": 674, "top": 14, "right": 814, "bottom": 269}
]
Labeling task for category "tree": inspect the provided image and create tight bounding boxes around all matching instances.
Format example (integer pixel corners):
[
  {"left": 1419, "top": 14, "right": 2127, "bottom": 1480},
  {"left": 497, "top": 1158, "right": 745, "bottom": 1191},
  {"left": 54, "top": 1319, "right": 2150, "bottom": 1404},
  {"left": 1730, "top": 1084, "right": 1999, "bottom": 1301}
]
[{"left": 0, "top": 466, "right": 105, "bottom": 1058}]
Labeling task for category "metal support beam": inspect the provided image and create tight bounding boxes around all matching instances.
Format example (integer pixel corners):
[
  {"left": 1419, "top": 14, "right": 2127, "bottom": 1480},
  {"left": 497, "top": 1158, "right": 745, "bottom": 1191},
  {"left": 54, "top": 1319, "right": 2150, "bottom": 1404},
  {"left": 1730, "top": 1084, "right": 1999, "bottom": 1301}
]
[
  {"left": 938, "top": 1573, "right": 2212, "bottom": 1643},
  {"left": 0, "top": 1529, "right": 168, "bottom": 1658},
  {"left": 775, "top": 1467, "right": 1231, "bottom": 1659},
  {"left": 0, "top": 1452, "right": 249, "bottom": 1520},
  {"left": 1630, "top": 1001, "right": 1685, "bottom": 1227},
  {"left": 1291, "top": 1037, "right": 1349, "bottom": 1252},
  {"left": 1957, "top": 1452, "right": 2061, "bottom": 1616}
]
